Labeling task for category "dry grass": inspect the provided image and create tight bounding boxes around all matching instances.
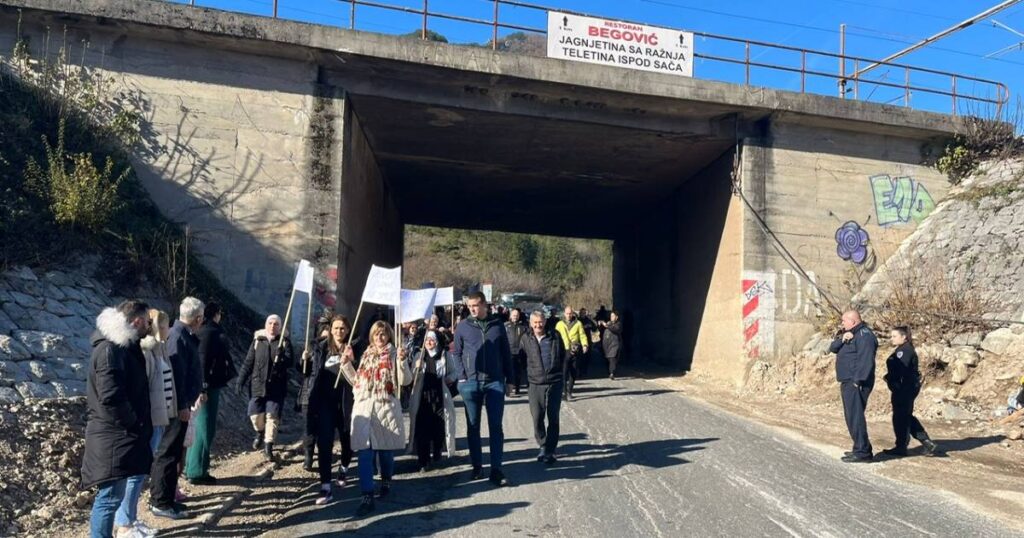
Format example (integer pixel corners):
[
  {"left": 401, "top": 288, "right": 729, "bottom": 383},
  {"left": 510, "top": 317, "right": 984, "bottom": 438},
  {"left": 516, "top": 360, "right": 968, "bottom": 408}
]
[
  {"left": 564, "top": 262, "right": 612, "bottom": 309},
  {"left": 869, "top": 256, "right": 995, "bottom": 342}
]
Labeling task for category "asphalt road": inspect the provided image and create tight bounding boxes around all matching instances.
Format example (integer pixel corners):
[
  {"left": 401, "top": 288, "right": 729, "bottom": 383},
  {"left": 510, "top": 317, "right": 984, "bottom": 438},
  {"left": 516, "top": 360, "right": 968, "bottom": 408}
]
[{"left": 262, "top": 372, "right": 1021, "bottom": 537}]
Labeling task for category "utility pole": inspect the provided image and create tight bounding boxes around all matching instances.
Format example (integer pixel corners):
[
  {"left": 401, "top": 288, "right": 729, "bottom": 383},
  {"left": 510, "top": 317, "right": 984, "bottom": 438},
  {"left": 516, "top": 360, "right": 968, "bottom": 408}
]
[
  {"left": 852, "top": 0, "right": 1023, "bottom": 79},
  {"left": 839, "top": 24, "right": 847, "bottom": 98}
]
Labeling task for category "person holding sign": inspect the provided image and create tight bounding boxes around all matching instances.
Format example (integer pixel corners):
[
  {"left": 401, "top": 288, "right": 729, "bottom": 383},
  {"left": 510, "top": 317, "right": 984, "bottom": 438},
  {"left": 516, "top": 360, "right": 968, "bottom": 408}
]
[
  {"left": 300, "top": 315, "right": 351, "bottom": 506},
  {"left": 452, "top": 291, "right": 514, "bottom": 487},
  {"left": 338, "top": 321, "right": 412, "bottom": 516}
]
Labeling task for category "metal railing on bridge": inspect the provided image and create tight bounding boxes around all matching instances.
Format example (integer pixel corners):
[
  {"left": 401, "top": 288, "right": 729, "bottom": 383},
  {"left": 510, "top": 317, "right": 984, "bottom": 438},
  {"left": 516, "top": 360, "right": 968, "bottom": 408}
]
[{"left": 176, "top": 0, "right": 1009, "bottom": 117}]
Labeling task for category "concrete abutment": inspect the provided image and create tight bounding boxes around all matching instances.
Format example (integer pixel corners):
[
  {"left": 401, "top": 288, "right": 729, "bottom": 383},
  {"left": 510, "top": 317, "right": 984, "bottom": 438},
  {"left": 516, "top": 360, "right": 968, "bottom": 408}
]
[{"left": 0, "top": 0, "right": 961, "bottom": 384}]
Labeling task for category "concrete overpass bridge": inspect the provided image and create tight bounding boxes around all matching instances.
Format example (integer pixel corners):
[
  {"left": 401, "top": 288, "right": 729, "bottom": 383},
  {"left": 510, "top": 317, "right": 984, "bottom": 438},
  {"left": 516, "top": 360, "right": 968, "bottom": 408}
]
[{"left": 0, "top": 0, "right": 999, "bottom": 382}]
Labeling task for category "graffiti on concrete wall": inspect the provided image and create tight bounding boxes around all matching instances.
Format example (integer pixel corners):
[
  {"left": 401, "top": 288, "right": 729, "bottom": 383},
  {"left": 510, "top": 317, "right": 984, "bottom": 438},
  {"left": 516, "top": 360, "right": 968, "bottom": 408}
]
[
  {"left": 777, "top": 269, "right": 823, "bottom": 317},
  {"left": 742, "top": 271, "right": 776, "bottom": 360},
  {"left": 869, "top": 174, "right": 936, "bottom": 226},
  {"left": 835, "top": 220, "right": 876, "bottom": 269},
  {"left": 315, "top": 264, "right": 338, "bottom": 309}
]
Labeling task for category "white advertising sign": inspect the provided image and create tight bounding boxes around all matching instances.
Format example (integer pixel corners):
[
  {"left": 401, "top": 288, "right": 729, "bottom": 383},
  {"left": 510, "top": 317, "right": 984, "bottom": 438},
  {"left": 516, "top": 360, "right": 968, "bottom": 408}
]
[{"left": 547, "top": 11, "right": 694, "bottom": 77}]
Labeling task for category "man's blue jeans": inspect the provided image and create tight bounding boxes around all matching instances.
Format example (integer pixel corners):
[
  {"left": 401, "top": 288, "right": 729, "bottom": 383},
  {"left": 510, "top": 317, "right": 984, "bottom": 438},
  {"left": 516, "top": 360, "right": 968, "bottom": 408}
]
[
  {"left": 114, "top": 425, "right": 164, "bottom": 528},
  {"left": 89, "top": 478, "right": 128, "bottom": 538},
  {"left": 457, "top": 380, "right": 506, "bottom": 472}
]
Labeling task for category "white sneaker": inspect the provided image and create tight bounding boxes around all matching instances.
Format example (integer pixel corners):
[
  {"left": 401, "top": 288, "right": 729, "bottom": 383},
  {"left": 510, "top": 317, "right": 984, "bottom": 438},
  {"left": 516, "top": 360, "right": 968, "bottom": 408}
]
[
  {"left": 114, "top": 526, "right": 146, "bottom": 538},
  {"left": 133, "top": 521, "right": 158, "bottom": 537}
]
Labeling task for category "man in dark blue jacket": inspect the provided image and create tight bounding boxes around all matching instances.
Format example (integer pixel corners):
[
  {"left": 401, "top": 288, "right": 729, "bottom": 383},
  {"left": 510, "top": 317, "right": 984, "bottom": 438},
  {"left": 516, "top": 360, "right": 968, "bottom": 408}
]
[
  {"left": 828, "top": 310, "right": 877, "bottom": 463},
  {"left": 149, "top": 297, "right": 204, "bottom": 519},
  {"left": 452, "top": 291, "right": 513, "bottom": 487}
]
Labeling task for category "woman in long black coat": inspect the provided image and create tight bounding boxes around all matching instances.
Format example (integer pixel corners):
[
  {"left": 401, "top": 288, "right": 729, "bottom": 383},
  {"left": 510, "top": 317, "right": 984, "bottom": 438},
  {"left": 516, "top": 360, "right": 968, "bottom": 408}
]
[{"left": 600, "top": 311, "right": 623, "bottom": 380}]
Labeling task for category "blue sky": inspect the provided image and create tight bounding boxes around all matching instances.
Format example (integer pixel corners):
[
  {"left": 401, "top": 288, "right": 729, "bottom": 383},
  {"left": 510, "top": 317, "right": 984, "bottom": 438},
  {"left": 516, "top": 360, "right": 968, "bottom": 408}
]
[{"left": 169, "top": 0, "right": 1024, "bottom": 117}]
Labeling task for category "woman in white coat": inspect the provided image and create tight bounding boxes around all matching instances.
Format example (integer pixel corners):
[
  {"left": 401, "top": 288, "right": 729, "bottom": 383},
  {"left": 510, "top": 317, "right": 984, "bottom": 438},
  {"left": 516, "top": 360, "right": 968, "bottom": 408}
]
[
  {"left": 407, "top": 331, "right": 457, "bottom": 470},
  {"left": 339, "top": 320, "right": 411, "bottom": 516}
]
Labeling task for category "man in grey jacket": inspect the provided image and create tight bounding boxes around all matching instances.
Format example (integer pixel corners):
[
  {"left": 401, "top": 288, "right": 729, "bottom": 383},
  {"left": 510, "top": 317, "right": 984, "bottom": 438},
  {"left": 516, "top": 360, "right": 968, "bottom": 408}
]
[{"left": 828, "top": 310, "right": 877, "bottom": 463}]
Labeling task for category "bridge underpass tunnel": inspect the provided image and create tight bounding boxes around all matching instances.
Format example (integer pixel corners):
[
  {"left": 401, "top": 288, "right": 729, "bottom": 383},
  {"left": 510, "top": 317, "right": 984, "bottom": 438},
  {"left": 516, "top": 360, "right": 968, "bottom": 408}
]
[{"left": 343, "top": 94, "right": 744, "bottom": 379}]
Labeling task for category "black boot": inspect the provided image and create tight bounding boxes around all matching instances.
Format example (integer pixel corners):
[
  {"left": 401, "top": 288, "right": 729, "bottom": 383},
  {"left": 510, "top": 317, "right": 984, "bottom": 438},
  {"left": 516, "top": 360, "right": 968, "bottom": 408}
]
[
  {"left": 264, "top": 442, "right": 275, "bottom": 462},
  {"left": 356, "top": 494, "right": 375, "bottom": 516},
  {"left": 252, "top": 432, "right": 264, "bottom": 451},
  {"left": 921, "top": 437, "right": 940, "bottom": 456},
  {"left": 377, "top": 479, "right": 391, "bottom": 498},
  {"left": 301, "top": 444, "right": 313, "bottom": 469}
]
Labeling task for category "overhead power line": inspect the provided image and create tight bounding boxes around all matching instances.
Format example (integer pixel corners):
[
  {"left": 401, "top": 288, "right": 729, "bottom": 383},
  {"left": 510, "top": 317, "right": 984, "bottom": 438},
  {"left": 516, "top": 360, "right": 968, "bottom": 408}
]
[
  {"left": 854, "top": 0, "right": 1024, "bottom": 77},
  {"left": 639, "top": 0, "right": 1024, "bottom": 68}
]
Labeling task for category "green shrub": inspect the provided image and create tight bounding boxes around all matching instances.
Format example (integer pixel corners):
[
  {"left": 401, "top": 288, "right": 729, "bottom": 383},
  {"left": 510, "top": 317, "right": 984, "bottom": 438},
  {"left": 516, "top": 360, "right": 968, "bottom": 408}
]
[
  {"left": 935, "top": 139, "right": 977, "bottom": 186},
  {"left": 24, "top": 119, "right": 125, "bottom": 231}
]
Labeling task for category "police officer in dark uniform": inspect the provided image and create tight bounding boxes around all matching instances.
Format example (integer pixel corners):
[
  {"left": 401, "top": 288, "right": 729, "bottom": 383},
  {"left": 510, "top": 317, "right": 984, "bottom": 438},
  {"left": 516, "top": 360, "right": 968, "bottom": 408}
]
[
  {"left": 882, "top": 326, "right": 939, "bottom": 457},
  {"left": 828, "top": 310, "right": 877, "bottom": 463}
]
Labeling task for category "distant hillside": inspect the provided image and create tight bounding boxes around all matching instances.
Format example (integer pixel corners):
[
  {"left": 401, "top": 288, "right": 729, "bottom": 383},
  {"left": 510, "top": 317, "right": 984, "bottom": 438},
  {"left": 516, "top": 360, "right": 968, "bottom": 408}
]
[{"left": 404, "top": 225, "right": 612, "bottom": 308}]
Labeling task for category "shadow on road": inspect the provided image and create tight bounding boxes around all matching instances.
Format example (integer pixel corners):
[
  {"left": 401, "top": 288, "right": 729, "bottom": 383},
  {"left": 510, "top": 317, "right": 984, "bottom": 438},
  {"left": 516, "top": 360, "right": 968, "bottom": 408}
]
[
  {"left": 297, "top": 502, "right": 531, "bottom": 537},
  {"left": 267, "top": 433, "right": 716, "bottom": 535}
]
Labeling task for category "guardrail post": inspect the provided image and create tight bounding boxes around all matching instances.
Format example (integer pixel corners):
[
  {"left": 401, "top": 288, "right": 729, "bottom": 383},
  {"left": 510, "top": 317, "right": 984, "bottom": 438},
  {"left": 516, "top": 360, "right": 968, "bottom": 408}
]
[
  {"left": 853, "top": 59, "right": 859, "bottom": 100},
  {"left": 744, "top": 42, "right": 750, "bottom": 85},
  {"left": 952, "top": 75, "right": 958, "bottom": 116},
  {"left": 800, "top": 50, "right": 806, "bottom": 93},
  {"left": 904, "top": 67, "right": 910, "bottom": 107},
  {"left": 493, "top": 0, "right": 499, "bottom": 50},
  {"left": 272, "top": 0, "right": 278, "bottom": 18},
  {"left": 350, "top": 0, "right": 356, "bottom": 30}
]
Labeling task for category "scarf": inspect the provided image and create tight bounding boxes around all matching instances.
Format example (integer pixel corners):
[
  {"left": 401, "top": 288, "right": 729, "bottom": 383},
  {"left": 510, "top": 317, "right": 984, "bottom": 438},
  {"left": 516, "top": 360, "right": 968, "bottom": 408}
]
[{"left": 354, "top": 344, "right": 397, "bottom": 403}]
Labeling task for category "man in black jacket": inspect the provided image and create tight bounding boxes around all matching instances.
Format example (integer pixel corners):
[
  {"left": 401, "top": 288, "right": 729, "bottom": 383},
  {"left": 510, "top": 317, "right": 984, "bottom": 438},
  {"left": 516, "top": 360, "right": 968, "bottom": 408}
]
[
  {"left": 238, "top": 314, "right": 293, "bottom": 461},
  {"left": 521, "top": 310, "right": 566, "bottom": 465},
  {"left": 828, "top": 310, "right": 878, "bottom": 463},
  {"left": 83, "top": 301, "right": 153, "bottom": 538},
  {"left": 186, "top": 302, "right": 235, "bottom": 484},
  {"left": 504, "top": 308, "right": 529, "bottom": 396}
]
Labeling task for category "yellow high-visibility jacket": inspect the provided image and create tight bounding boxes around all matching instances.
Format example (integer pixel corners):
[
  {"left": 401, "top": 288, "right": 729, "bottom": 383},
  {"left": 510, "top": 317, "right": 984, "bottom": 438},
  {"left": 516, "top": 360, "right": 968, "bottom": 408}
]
[{"left": 555, "top": 319, "right": 589, "bottom": 351}]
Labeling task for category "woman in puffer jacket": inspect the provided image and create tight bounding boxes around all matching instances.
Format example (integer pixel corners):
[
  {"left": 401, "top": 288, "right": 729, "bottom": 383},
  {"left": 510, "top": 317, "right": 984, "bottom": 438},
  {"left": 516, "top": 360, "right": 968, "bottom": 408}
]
[{"left": 338, "top": 320, "right": 411, "bottom": 517}]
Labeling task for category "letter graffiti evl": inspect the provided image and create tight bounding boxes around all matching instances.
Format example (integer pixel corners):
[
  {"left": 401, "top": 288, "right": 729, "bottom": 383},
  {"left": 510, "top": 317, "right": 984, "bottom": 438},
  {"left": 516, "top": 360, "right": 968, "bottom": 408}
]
[{"left": 869, "top": 174, "right": 936, "bottom": 226}]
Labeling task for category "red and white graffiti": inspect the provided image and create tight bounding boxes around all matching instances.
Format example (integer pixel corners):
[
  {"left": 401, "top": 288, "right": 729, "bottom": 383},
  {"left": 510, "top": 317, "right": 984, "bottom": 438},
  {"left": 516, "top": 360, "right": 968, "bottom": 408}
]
[{"left": 742, "top": 271, "right": 776, "bottom": 360}]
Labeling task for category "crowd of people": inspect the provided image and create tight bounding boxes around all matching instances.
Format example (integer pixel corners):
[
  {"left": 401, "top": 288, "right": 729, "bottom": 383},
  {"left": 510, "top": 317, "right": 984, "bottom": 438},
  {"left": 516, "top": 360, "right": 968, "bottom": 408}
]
[
  {"left": 84, "top": 292, "right": 977, "bottom": 538},
  {"left": 82, "top": 293, "right": 624, "bottom": 537}
]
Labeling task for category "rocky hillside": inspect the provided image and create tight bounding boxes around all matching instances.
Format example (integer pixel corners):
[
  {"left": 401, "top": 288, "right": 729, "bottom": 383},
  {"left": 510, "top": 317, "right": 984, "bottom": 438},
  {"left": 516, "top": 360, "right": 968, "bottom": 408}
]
[
  {"left": 0, "top": 260, "right": 168, "bottom": 403},
  {"left": 0, "top": 261, "right": 256, "bottom": 536}
]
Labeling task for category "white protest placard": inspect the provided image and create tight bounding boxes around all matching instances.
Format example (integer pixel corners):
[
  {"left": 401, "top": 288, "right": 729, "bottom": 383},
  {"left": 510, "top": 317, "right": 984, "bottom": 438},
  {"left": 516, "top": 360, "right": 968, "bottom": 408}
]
[
  {"left": 400, "top": 288, "right": 437, "bottom": 323},
  {"left": 481, "top": 283, "right": 493, "bottom": 303},
  {"left": 547, "top": 11, "right": 693, "bottom": 77},
  {"left": 360, "top": 265, "right": 401, "bottom": 306},
  {"left": 434, "top": 287, "right": 455, "bottom": 306},
  {"left": 293, "top": 259, "right": 315, "bottom": 294}
]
